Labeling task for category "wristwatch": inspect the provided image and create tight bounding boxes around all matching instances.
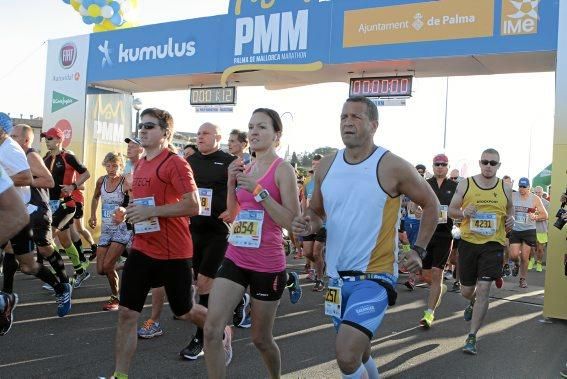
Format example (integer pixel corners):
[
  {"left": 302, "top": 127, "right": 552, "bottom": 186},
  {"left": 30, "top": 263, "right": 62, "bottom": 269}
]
[
  {"left": 412, "top": 245, "right": 427, "bottom": 260},
  {"left": 254, "top": 189, "right": 270, "bottom": 203}
]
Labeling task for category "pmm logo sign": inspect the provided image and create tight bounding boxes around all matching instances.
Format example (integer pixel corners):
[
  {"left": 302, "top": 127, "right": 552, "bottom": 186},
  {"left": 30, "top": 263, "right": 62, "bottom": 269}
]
[{"left": 501, "top": 0, "right": 540, "bottom": 36}]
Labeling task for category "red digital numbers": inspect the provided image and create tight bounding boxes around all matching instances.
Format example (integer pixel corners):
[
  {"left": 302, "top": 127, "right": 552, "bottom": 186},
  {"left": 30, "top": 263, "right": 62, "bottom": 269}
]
[{"left": 349, "top": 76, "right": 412, "bottom": 98}]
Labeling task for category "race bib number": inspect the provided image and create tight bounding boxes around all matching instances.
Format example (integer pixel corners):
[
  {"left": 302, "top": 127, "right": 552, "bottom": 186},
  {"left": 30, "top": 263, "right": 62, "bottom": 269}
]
[
  {"left": 49, "top": 200, "right": 60, "bottom": 214},
  {"left": 102, "top": 203, "right": 118, "bottom": 223},
  {"left": 515, "top": 212, "right": 528, "bottom": 224},
  {"left": 198, "top": 188, "right": 213, "bottom": 216},
  {"left": 132, "top": 197, "right": 160, "bottom": 234},
  {"left": 324, "top": 286, "right": 342, "bottom": 318},
  {"left": 228, "top": 210, "right": 264, "bottom": 248},
  {"left": 438, "top": 205, "right": 448, "bottom": 224},
  {"left": 470, "top": 213, "right": 497, "bottom": 236}
]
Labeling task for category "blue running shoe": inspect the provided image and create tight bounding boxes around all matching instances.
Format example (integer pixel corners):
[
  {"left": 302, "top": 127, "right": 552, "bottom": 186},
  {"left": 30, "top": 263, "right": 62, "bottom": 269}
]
[
  {"left": 137, "top": 319, "right": 163, "bottom": 339},
  {"left": 56, "top": 283, "right": 72, "bottom": 317},
  {"left": 463, "top": 334, "right": 477, "bottom": 355},
  {"left": 238, "top": 313, "right": 252, "bottom": 329},
  {"left": 287, "top": 272, "right": 302, "bottom": 304}
]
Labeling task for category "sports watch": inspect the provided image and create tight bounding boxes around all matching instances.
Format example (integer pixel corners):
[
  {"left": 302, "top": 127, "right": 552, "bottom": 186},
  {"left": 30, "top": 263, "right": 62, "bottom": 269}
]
[{"left": 254, "top": 189, "right": 270, "bottom": 203}]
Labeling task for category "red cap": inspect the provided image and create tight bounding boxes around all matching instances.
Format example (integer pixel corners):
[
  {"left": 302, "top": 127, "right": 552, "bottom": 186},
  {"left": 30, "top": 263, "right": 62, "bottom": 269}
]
[
  {"left": 433, "top": 154, "right": 449, "bottom": 164},
  {"left": 40, "top": 128, "right": 64, "bottom": 140}
]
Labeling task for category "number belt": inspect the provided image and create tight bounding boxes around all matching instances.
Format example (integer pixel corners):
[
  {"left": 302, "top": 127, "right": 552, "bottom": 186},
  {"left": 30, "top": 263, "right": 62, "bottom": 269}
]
[{"left": 340, "top": 273, "right": 390, "bottom": 282}]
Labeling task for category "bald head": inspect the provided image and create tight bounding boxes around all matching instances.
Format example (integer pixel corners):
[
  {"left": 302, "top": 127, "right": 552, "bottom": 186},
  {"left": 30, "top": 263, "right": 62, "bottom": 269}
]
[
  {"left": 11, "top": 124, "right": 34, "bottom": 150},
  {"left": 197, "top": 122, "right": 222, "bottom": 155}
]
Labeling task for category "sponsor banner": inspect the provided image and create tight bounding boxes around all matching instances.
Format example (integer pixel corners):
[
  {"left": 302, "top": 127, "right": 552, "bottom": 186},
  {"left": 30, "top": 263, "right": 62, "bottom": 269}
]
[
  {"left": 331, "top": 0, "right": 557, "bottom": 65},
  {"left": 343, "top": 0, "right": 494, "bottom": 47},
  {"left": 43, "top": 35, "right": 89, "bottom": 159},
  {"left": 84, "top": 0, "right": 557, "bottom": 84}
]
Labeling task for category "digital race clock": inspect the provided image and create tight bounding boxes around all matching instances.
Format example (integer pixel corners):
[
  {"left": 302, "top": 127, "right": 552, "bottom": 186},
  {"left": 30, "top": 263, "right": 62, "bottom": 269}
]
[
  {"left": 190, "top": 87, "right": 237, "bottom": 106},
  {"left": 349, "top": 76, "right": 413, "bottom": 98}
]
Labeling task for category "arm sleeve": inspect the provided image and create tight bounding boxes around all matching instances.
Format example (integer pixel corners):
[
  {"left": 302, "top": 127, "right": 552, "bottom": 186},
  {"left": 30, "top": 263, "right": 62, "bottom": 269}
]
[{"left": 65, "top": 153, "right": 88, "bottom": 174}]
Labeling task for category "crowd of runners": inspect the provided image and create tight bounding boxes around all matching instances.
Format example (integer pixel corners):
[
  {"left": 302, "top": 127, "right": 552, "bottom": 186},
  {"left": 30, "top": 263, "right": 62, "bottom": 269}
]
[{"left": 0, "top": 97, "right": 565, "bottom": 378}]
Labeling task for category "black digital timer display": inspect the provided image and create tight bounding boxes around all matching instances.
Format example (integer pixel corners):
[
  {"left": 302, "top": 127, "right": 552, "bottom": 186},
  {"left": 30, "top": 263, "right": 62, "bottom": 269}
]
[
  {"left": 190, "top": 87, "right": 237, "bottom": 105},
  {"left": 349, "top": 76, "right": 413, "bottom": 98}
]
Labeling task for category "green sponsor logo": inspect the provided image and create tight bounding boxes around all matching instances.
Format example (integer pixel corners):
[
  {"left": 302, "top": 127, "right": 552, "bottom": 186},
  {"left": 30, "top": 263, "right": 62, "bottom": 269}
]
[{"left": 52, "top": 91, "right": 78, "bottom": 112}]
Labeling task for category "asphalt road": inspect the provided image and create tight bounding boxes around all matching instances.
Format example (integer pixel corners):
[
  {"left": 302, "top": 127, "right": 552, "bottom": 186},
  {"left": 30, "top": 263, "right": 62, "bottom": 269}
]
[{"left": 1, "top": 257, "right": 566, "bottom": 378}]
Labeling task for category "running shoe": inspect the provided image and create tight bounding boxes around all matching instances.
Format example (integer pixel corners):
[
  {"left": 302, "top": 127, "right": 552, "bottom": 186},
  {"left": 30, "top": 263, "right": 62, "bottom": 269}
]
[
  {"left": 527, "top": 257, "right": 535, "bottom": 271},
  {"left": 495, "top": 277, "right": 503, "bottom": 289},
  {"left": 56, "top": 283, "right": 72, "bottom": 317},
  {"left": 287, "top": 271, "right": 302, "bottom": 304},
  {"left": 233, "top": 293, "right": 251, "bottom": 328},
  {"left": 102, "top": 296, "right": 119, "bottom": 311},
  {"left": 223, "top": 325, "right": 233, "bottom": 366},
  {"left": 404, "top": 278, "right": 415, "bottom": 291},
  {"left": 307, "top": 269, "right": 316, "bottom": 282},
  {"left": 137, "top": 319, "right": 163, "bottom": 339},
  {"left": 419, "top": 310, "right": 434, "bottom": 329},
  {"left": 180, "top": 335, "right": 204, "bottom": 360},
  {"left": 502, "top": 264, "right": 511, "bottom": 277},
  {"left": 463, "top": 334, "right": 477, "bottom": 355},
  {"left": 0, "top": 292, "right": 18, "bottom": 336},
  {"left": 73, "top": 270, "right": 91, "bottom": 288},
  {"left": 464, "top": 299, "right": 475, "bottom": 322},
  {"left": 435, "top": 284, "right": 448, "bottom": 309},
  {"left": 450, "top": 281, "right": 461, "bottom": 293},
  {"left": 519, "top": 278, "right": 528, "bottom": 288},
  {"left": 238, "top": 313, "right": 252, "bottom": 328},
  {"left": 536, "top": 262, "right": 543, "bottom": 272},
  {"left": 512, "top": 263, "right": 520, "bottom": 277},
  {"left": 313, "top": 280, "right": 325, "bottom": 292},
  {"left": 443, "top": 270, "right": 453, "bottom": 281}
]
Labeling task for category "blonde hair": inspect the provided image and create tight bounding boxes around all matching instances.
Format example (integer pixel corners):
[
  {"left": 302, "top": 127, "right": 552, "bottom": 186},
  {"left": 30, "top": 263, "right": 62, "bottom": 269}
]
[{"left": 102, "top": 152, "right": 125, "bottom": 168}]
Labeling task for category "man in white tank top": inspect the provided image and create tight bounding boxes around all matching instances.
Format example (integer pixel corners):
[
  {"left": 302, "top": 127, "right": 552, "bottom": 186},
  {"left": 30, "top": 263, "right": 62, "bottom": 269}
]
[{"left": 292, "top": 97, "right": 439, "bottom": 379}]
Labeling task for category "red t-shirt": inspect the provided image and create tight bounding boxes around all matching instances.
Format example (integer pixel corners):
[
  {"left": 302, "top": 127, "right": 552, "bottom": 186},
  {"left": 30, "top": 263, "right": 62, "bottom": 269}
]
[{"left": 131, "top": 149, "right": 197, "bottom": 260}]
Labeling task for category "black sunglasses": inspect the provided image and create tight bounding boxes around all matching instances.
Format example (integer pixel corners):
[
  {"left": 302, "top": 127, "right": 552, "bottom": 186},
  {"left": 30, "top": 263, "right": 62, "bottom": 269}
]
[
  {"left": 434, "top": 163, "right": 448, "bottom": 167},
  {"left": 450, "top": 176, "right": 458, "bottom": 180},
  {"left": 137, "top": 122, "right": 159, "bottom": 130},
  {"left": 519, "top": 185, "right": 528, "bottom": 189},
  {"left": 46, "top": 137, "right": 54, "bottom": 141},
  {"left": 480, "top": 160, "right": 499, "bottom": 166}
]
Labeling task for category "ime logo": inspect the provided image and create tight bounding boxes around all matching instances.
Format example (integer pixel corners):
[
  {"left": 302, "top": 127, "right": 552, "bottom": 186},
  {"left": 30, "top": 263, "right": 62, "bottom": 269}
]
[
  {"left": 60, "top": 43, "right": 77, "bottom": 69},
  {"left": 501, "top": 0, "right": 540, "bottom": 36}
]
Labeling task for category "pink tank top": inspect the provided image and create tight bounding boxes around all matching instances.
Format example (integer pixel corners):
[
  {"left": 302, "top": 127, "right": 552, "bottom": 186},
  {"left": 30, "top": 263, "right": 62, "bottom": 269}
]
[{"left": 225, "top": 157, "right": 285, "bottom": 273}]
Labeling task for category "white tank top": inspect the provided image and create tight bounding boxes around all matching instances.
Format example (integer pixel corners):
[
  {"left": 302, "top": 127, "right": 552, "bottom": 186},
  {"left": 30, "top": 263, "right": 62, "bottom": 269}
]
[
  {"left": 512, "top": 192, "right": 537, "bottom": 231},
  {"left": 322, "top": 147, "right": 401, "bottom": 281},
  {"left": 100, "top": 176, "right": 126, "bottom": 226}
]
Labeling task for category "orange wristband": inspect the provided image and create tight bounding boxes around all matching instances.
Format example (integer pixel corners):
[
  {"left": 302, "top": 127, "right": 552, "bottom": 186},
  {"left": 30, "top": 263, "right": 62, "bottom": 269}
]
[{"left": 252, "top": 184, "right": 264, "bottom": 196}]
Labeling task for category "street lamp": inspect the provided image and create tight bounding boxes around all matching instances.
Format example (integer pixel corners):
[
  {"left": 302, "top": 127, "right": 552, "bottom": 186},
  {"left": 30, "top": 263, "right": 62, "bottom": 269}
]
[{"left": 132, "top": 98, "right": 143, "bottom": 137}]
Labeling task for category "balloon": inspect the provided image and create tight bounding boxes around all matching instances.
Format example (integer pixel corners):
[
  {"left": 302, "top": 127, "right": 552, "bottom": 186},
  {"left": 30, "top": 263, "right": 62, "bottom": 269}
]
[
  {"left": 110, "top": 12, "right": 123, "bottom": 26},
  {"left": 79, "top": 5, "right": 88, "bottom": 16},
  {"left": 62, "top": 0, "right": 71, "bottom": 4},
  {"left": 87, "top": 4, "right": 101, "bottom": 17},
  {"left": 109, "top": 1, "right": 120, "bottom": 13},
  {"left": 70, "top": 0, "right": 82, "bottom": 11},
  {"left": 101, "top": 5, "right": 114, "bottom": 18},
  {"left": 93, "top": 15, "right": 104, "bottom": 24},
  {"left": 93, "top": 0, "right": 107, "bottom": 6},
  {"left": 82, "top": 15, "right": 95, "bottom": 24}
]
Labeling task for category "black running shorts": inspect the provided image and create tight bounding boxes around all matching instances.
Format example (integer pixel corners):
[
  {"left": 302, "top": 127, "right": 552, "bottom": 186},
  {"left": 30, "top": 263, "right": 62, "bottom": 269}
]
[
  {"left": 191, "top": 230, "right": 228, "bottom": 279},
  {"left": 30, "top": 207, "right": 53, "bottom": 247},
  {"left": 5, "top": 223, "right": 34, "bottom": 256},
  {"left": 423, "top": 237, "right": 453, "bottom": 270},
  {"left": 458, "top": 240, "right": 504, "bottom": 287},
  {"left": 120, "top": 249, "right": 193, "bottom": 316},
  {"left": 216, "top": 258, "right": 286, "bottom": 301},
  {"left": 509, "top": 229, "right": 536, "bottom": 247},
  {"left": 52, "top": 204, "right": 75, "bottom": 231},
  {"left": 73, "top": 202, "right": 84, "bottom": 220}
]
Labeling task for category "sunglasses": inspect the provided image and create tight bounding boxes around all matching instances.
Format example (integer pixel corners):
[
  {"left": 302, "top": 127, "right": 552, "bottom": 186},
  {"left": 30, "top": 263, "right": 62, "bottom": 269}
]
[
  {"left": 450, "top": 177, "right": 458, "bottom": 180},
  {"left": 519, "top": 185, "right": 528, "bottom": 189},
  {"left": 46, "top": 137, "right": 54, "bottom": 141},
  {"left": 137, "top": 122, "right": 159, "bottom": 130},
  {"left": 434, "top": 163, "right": 448, "bottom": 167},
  {"left": 480, "top": 160, "right": 499, "bottom": 166}
]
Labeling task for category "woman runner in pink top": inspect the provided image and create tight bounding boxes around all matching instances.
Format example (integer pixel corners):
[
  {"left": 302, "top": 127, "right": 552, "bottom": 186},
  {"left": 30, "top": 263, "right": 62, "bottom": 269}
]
[{"left": 204, "top": 108, "right": 301, "bottom": 379}]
